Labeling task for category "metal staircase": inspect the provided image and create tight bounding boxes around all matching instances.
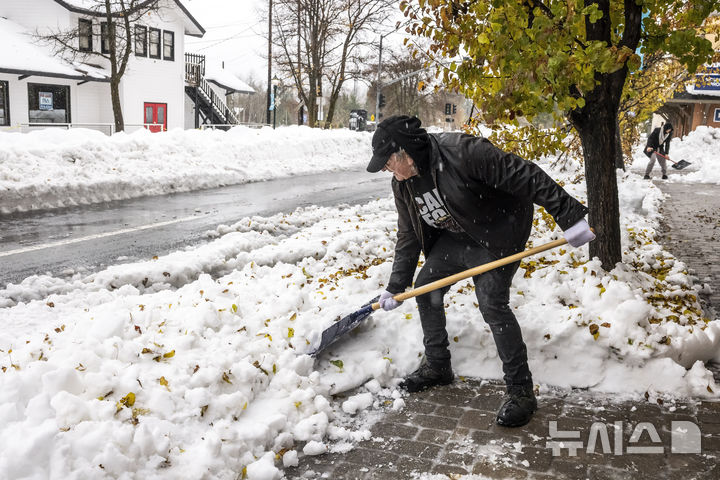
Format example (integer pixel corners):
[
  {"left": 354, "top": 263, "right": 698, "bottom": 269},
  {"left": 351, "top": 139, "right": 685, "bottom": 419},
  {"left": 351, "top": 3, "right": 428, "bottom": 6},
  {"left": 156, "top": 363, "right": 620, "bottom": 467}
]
[{"left": 185, "top": 53, "right": 239, "bottom": 129}]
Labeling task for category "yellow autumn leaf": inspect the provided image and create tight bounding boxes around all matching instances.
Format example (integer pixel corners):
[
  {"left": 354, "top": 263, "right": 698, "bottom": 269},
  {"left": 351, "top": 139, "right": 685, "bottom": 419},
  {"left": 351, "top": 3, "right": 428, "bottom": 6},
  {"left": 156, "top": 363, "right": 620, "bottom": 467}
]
[
  {"left": 289, "top": 313, "right": 297, "bottom": 321},
  {"left": 222, "top": 372, "right": 232, "bottom": 384},
  {"left": 405, "top": 314, "right": 412, "bottom": 320},
  {"left": 589, "top": 323, "right": 599, "bottom": 340},
  {"left": 231, "top": 304, "right": 238, "bottom": 313},
  {"left": 159, "top": 376, "right": 170, "bottom": 391},
  {"left": 288, "top": 327, "right": 295, "bottom": 338},
  {"left": 120, "top": 392, "right": 135, "bottom": 408},
  {"left": 163, "top": 350, "right": 175, "bottom": 359}
]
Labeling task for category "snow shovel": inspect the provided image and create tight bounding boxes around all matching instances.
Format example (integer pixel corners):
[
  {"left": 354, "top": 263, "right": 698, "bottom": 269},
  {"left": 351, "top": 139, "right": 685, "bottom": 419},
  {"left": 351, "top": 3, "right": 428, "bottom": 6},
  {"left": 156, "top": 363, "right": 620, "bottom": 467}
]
[
  {"left": 309, "top": 234, "right": 580, "bottom": 356},
  {"left": 655, "top": 152, "right": 691, "bottom": 170}
]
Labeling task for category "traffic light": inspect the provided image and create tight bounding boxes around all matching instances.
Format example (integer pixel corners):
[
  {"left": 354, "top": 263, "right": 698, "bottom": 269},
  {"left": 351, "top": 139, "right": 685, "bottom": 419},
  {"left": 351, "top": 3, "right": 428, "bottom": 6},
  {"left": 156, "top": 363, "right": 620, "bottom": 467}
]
[
  {"left": 452, "top": 104, "right": 457, "bottom": 114},
  {"left": 379, "top": 93, "right": 386, "bottom": 108},
  {"left": 445, "top": 103, "right": 451, "bottom": 115}
]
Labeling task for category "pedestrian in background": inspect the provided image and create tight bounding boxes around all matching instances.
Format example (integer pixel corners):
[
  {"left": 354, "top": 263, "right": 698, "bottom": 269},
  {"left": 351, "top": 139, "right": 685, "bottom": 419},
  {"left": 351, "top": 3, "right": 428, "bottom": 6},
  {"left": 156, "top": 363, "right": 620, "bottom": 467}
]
[{"left": 644, "top": 122, "right": 674, "bottom": 180}]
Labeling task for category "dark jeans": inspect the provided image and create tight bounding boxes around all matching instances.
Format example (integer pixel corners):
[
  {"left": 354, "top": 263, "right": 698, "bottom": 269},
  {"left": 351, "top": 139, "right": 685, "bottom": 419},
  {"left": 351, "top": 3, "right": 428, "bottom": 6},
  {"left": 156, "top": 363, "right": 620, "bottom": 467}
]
[{"left": 414, "top": 231, "right": 533, "bottom": 387}]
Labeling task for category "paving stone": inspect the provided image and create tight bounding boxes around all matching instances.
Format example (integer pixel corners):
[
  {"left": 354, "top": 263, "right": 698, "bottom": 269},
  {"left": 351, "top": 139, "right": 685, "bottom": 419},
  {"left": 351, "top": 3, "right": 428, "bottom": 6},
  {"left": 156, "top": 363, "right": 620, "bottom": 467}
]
[
  {"left": 701, "top": 433, "right": 720, "bottom": 452},
  {"left": 431, "top": 464, "right": 470, "bottom": 476},
  {"left": 437, "top": 451, "right": 477, "bottom": 469},
  {"left": 697, "top": 422, "right": 720, "bottom": 435},
  {"left": 370, "top": 421, "right": 419, "bottom": 440},
  {"left": 341, "top": 447, "right": 399, "bottom": 466},
  {"left": 535, "top": 396, "right": 565, "bottom": 416},
  {"left": 521, "top": 411, "right": 554, "bottom": 439},
  {"left": 403, "top": 398, "right": 438, "bottom": 415},
  {"left": 392, "top": 454, "right": 435, "bottom": 473},
  {"left": 434, "top": 405, "right": 467, "bottom": 418},
  {"left": 607, "top": 453, "right": 669, "bottom": 476},
  {"left": 513, "top": 445, "right": 553, "bottom": 472},
  {"left": 548, "top": 459, "right": 588, "bottom": 478},
  {"left": 415, "top": 428, "right": 451, "bottom": 444},
  {"left": 586, "top": 465, "right": 637, "bottom": 480},
  {"left": 471, "top": 429, "right": 504, "bottom": 445},
  {"left": 449, "top": 427, "right": 472, "bottom": 442},
  {"left": 383, "top": 439, "right": 442, "bottom": 459},
  {"left": 698, "top": 401, "right": 720, "bottom": 418},
  {"left": 424, "top": 388, "right": 476, "bottom": 407},
  {"left": 472, "top": 459, "right": 530, "bottom": 479},
  {"left": 665, "top": 452, "right": 716, "bottom": 470},
  {"left": 457, "top": 409, "right": 496, "bottom": 430},
  {"left": 410, "top": 413, "right": 459, "bottom": 431},
  {"left": 330, "top": 463, "right": 374, "bottom": 479},
  {"left": 698, "top": 412, "right": 720, "bottom": 425},
  {"left": 486, "top": 423, "right": 524, "bottom": 444}
]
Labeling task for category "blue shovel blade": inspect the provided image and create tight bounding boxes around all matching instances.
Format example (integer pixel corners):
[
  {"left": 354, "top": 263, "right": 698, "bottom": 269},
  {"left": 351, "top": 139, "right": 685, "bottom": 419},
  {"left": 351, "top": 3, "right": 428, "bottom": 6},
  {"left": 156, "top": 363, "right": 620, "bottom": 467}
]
[{"left": 309, "top": 296, "right": 379, "bottom": 357}]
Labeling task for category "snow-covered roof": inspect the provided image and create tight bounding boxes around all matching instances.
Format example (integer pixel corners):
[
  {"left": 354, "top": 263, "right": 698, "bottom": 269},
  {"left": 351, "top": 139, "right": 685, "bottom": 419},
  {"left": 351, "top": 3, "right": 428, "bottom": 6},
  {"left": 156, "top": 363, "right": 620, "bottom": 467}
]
[
  {"left": 53, "top": 0, "right": 205, "bottom": 37},
  {"left": 0, "top": 17, "right": 110, "bottom": 81},
  {"left": 204, "top": 60, "right": 254, "bottom": 94}
]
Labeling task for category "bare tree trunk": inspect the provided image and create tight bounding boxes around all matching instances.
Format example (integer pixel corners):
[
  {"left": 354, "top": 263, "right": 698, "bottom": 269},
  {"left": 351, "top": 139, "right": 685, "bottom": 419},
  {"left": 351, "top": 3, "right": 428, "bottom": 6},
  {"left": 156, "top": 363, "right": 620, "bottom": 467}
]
[{"left": 110, "top": 79, "right": 124, "bottom": 132}]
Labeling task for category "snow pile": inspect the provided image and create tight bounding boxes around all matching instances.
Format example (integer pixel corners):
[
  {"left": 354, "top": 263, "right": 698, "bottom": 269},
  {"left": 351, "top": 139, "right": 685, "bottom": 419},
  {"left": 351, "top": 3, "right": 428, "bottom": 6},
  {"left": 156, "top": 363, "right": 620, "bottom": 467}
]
[
  {"left": 1, "top": 156, "right": 719, "bottom": 477},
  {"left": 0, "top": 126, "right": 371, "bottom": 214},
  {"left": 631, "top": 126, "right": 720, "bottom": 183}
]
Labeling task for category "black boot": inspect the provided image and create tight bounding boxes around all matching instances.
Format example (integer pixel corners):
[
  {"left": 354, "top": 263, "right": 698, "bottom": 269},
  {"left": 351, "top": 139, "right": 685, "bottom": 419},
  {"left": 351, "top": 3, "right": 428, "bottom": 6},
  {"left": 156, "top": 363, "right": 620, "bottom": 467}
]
[
  {"left": 399, "top": 360, "right": 453, "bottom": 393},
  {"left": 496, "top": 384, "right": 537, "bottom": 427}
]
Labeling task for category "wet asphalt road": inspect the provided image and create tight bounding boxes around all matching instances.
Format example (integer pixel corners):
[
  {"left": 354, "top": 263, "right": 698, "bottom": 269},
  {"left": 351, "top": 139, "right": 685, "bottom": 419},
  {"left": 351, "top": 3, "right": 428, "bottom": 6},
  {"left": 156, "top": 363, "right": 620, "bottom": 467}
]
[{"left": 0, "top": 169, "right": 390, "bottom": 288}]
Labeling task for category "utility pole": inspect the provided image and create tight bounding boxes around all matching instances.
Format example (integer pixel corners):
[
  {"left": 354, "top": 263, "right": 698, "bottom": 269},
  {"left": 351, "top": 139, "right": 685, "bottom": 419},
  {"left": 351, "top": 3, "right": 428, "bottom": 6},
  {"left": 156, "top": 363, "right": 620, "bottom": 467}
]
[
  {"left": 266, "top": 0, "right": 273, "bottom": 125},
  {"left": 297, "top": 0, "right": 303, "bottom": 125},
  {"left": 375, "top": 34, "right": 383, "bottom": 122}
]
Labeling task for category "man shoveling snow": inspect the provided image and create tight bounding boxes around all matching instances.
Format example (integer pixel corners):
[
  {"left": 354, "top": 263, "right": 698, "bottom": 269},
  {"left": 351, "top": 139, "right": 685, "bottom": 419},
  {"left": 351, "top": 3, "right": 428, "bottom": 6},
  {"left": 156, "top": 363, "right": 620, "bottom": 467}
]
[{"left": 366, "top": 115, "right": 595, "bottom": 428}]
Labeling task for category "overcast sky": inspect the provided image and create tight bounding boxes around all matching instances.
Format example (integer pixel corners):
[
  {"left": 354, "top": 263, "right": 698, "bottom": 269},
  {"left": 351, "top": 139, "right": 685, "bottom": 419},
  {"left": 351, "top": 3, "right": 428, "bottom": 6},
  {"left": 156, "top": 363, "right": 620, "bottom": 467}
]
[
  {"left": 183, "top": 0, "right": 408, "bottom": 90},
  {"left": 184, "top": 0, "right": 268, "bottom": 83}
]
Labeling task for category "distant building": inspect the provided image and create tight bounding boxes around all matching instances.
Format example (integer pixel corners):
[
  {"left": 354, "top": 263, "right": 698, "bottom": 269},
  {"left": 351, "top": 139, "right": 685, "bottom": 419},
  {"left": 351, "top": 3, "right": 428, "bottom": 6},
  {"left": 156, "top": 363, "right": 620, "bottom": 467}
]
[
  {"left": 656, "top": 65, "right": 720, "bottom": 136},
  {"left": 0, "top": 0, "right": 253, "bottom": 134},
  {"left": 654, "top": 27, "right": 720, "bottom": 137}
]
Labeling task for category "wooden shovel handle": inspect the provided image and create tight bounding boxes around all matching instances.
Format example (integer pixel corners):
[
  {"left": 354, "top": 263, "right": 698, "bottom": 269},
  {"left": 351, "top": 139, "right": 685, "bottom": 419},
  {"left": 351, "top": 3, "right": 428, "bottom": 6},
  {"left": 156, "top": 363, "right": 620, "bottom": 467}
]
[{"left": 371, "top": 233, "right": 588, "bottom": 311}]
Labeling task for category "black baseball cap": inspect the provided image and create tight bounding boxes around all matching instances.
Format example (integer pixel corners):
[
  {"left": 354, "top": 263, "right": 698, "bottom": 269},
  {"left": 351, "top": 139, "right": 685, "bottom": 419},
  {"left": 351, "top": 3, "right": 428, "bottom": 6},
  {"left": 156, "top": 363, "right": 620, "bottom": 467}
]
[{"left": 367, "top": 115, "right": 427, "bottom": 173}]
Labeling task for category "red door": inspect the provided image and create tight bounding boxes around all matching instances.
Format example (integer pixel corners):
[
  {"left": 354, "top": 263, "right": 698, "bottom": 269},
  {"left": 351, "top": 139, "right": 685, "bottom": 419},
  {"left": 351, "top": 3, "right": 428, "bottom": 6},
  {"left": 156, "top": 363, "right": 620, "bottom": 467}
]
[{"left": 144, "top": 102, "right": 167, "bottom": 132}]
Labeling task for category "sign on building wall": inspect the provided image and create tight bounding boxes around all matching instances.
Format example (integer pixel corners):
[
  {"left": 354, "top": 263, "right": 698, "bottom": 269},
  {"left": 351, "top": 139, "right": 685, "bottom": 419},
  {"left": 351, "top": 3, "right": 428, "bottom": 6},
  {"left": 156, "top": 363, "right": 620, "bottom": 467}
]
[
  {"left": 695, "top": 65, "right": 720, "bottom": 91},
  {"left": 39, "top": 92, "right": 54, "bottom": 111}
]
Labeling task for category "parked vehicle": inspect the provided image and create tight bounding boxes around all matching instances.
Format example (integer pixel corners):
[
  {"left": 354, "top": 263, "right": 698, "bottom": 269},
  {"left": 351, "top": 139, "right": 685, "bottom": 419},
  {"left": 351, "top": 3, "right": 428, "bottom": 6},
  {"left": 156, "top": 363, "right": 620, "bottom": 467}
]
[{"left": 349, "top": 109, "right": 368, "bottom": 131}]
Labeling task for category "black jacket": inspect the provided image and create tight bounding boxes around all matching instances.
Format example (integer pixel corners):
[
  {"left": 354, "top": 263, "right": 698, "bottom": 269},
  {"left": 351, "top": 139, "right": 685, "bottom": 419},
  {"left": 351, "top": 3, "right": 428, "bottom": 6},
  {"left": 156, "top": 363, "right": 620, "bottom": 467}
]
[
  {"left": 387, "top": 133, "right": 589, "bottom": 294},
  {"left": 644, "top": 127, "right": 672, "bottom": 158}
]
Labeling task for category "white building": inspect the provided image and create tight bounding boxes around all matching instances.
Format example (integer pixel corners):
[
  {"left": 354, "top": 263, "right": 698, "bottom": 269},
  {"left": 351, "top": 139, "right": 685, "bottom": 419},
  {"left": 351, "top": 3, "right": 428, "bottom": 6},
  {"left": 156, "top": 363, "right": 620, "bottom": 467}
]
[{"left": 0, "top": 0, "right": 254, "bottom": 134}]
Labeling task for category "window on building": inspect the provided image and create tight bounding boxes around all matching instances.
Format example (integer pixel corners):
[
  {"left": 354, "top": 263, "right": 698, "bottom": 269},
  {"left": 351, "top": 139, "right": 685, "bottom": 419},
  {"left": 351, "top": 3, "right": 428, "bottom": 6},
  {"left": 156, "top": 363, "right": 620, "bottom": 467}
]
[
  {"left": 149, "top": 28, "right": 161, "bottom": 59},
  {"left": 0, "top": 81, "right": 9, "bottom": 126},
  {"left": 135, "top": 25, "right": 147, "bottom": 57},
  {"left": 27, "top": 83, "right": 71, "bottom": 124},
  {"left": 163, "top": 31, "right": 174, "bottom": 61},
  {"left": 100, "top": 22, "right": 112, "bottom": 54},
  {"left": 79, "top": 18, "right": 93, "bottom": 52}
]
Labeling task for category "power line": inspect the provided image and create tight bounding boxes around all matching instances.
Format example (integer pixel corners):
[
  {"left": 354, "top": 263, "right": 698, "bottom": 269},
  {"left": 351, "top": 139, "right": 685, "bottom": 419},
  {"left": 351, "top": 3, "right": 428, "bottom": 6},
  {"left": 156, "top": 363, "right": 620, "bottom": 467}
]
[{"left": 190, "top": 25, "right": 262, "bottom": 51}]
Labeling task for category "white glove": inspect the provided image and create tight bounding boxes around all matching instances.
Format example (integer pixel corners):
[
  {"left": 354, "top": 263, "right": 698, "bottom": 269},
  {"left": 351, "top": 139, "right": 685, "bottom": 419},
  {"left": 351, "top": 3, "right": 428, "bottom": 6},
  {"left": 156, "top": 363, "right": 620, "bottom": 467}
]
[
  {"left": 563, "top": 219, "right": 595, "bottom": 248},
  {"left": 379, "top": 290, "right": 402, "bottom": 311}
]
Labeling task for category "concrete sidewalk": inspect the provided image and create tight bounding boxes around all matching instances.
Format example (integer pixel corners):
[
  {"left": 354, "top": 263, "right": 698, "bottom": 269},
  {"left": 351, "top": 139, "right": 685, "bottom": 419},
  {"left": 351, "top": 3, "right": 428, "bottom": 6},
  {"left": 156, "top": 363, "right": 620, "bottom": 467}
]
[{"left": 286, "top": 178, "right": 720, "bottom": 480}]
